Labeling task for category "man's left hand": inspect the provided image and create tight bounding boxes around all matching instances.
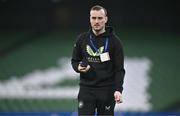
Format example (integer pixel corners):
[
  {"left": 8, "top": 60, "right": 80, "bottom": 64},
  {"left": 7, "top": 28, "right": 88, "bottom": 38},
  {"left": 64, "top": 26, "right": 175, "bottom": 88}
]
[{"left": 114, "top": 91, "right": 123, "bottom": 104}]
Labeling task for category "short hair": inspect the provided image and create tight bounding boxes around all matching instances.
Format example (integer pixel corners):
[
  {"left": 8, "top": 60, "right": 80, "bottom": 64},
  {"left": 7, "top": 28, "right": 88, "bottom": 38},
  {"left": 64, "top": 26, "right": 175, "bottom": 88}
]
[{"left": 90, "top": 5, "right": 107, "bottom": 16}]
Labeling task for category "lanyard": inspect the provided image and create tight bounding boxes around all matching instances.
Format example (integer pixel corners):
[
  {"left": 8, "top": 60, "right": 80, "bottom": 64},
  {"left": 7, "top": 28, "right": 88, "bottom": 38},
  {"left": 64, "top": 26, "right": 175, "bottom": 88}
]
[{"left": 89, "top": 34, "right": 109, "bottom": 53}]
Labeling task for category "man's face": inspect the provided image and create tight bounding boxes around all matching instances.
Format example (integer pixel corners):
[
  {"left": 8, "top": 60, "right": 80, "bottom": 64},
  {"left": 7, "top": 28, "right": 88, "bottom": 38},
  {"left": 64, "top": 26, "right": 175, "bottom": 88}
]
[{"left": 90, "top": 9, "right": 107, "bottom": 32}]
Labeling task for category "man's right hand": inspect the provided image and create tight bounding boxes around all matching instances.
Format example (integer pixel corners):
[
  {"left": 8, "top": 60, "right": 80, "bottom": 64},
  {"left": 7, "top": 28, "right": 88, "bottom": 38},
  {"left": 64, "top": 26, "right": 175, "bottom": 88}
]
[{"left": 78, "top": 64, "right": 90, "bottom": 73}]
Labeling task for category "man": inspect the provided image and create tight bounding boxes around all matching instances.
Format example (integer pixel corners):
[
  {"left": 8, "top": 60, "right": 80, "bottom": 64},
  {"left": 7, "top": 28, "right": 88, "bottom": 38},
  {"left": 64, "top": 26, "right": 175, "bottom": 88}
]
[{"left": 71, "top": 5, "right": 125, "bottom": 116}]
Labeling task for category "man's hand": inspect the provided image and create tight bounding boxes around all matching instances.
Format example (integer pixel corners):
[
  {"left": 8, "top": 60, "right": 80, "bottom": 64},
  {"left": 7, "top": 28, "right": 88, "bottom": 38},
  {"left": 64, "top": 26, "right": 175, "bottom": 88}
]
[
  {"left": 114, "top": 91, "right": 123, "bottom": 104},
  {"left": 78, "top": 64, "right": 90, "bottom": 73}
]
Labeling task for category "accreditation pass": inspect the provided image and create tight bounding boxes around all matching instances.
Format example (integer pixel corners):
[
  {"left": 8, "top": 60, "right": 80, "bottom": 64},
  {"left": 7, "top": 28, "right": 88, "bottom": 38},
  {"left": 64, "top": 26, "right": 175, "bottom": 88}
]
[{"left": 100, "top": 52, "right": 110, "bottom": 62}]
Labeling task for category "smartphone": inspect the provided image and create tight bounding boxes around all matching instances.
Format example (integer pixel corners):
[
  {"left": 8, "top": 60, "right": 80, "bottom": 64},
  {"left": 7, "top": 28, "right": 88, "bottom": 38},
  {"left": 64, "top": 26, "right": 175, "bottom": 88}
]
[{"left": 79, "top": 61, "right": 88, "bottom": 67}]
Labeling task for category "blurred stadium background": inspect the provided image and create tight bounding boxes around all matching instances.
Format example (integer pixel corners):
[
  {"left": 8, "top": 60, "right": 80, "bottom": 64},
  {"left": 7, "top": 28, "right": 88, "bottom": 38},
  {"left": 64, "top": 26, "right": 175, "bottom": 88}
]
[{"left": 0, "top": 0, "right": 180, "bottom": 115}]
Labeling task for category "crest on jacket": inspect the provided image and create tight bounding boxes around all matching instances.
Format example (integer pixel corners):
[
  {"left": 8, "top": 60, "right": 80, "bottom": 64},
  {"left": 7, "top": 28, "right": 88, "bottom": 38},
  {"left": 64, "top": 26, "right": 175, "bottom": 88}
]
[{"left": 86, "top": 45, "right": 104, "bottom": 56}]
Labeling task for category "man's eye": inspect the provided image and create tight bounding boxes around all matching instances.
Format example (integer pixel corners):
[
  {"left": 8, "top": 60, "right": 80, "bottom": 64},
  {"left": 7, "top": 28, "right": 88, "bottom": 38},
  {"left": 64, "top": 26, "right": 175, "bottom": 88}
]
[
  {"left": 92, "top": 17, "right": 96, "bottom": 20},
  {"left": 98, "top": 17, "right": 103, "bottom": 20}
]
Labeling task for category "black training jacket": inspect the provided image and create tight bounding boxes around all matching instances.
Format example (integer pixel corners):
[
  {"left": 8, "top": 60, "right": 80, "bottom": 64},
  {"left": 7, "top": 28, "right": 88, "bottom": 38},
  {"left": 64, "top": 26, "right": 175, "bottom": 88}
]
[{"left": 71, "top": 26, "right": 125, "bottom": 93}]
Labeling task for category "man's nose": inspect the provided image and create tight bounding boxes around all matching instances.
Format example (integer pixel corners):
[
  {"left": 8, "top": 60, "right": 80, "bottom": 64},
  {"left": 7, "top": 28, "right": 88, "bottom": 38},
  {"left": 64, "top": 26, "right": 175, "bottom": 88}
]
[{"left": 95, "top": 19, "right": 99, "bottom": 23}]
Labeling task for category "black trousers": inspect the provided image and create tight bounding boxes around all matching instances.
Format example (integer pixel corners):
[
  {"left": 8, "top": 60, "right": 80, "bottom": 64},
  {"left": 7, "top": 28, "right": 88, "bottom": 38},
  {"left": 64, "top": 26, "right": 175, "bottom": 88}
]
[{"left": 78, "top": 86, "right": 115, "bottom": 116}]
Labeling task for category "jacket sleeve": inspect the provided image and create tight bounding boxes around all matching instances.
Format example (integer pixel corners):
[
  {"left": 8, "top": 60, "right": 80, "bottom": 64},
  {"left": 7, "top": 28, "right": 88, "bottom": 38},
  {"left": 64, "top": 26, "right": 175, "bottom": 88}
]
[
  {"left": 113, "top": 35, "right": 125, "bottom": 93},
  {"left": 71, "top": 34, "right": 83, "bottom": 73}
]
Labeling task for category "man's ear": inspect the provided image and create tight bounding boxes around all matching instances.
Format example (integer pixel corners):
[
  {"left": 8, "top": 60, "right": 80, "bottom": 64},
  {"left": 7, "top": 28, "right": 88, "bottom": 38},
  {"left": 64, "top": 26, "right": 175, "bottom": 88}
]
[{"left": 105, "top": 16, "right": 108, "bottom": 23}]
